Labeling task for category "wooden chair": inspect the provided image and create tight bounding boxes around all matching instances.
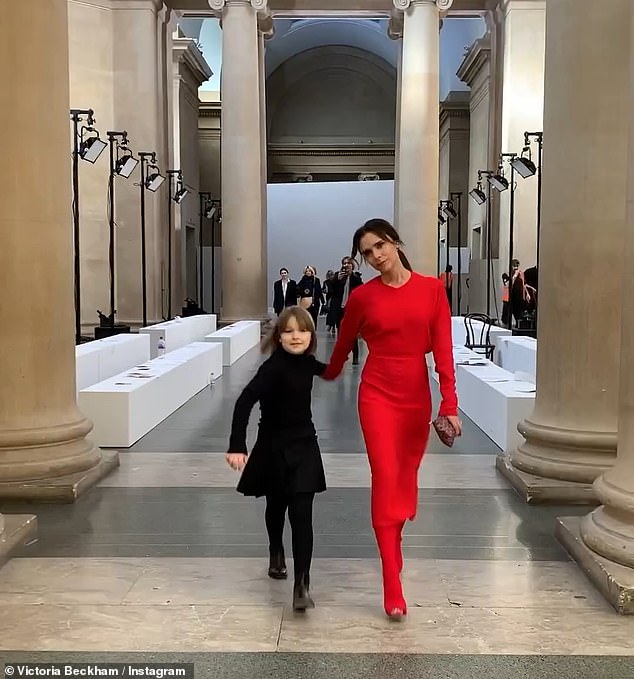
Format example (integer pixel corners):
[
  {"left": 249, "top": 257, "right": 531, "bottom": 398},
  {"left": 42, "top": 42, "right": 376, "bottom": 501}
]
[{"left": 464, "top": 313, "right": 495, "bottom": 361}]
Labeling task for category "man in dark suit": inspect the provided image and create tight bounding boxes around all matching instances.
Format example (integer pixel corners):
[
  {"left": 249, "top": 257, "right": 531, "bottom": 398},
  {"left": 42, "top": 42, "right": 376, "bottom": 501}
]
[
  {"left": 331, "top": 256, "right": 363, "bottom": 364},
  {"left": 273, "top": 267, "right": 298, "bottom": 316}
]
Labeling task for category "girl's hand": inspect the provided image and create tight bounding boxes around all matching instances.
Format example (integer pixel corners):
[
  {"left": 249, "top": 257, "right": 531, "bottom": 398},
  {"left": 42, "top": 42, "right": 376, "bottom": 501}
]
[
  {"left": 226, "top": 453, "right": 248, "bottom": 471},
  {"left": 447, "top": 415, "right": 462, "bottom": 437}
]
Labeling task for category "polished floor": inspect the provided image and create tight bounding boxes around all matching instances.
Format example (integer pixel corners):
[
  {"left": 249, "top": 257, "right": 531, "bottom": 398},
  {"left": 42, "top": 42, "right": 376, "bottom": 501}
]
[{"left": 1, "top": 331, "right": 633, "bottom": 677}]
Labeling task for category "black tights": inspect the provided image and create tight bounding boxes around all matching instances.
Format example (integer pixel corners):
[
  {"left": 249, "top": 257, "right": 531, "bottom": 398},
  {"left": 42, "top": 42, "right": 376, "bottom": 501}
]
[{"left": 265, "top": 493, "right": 314, "bottom": 581}]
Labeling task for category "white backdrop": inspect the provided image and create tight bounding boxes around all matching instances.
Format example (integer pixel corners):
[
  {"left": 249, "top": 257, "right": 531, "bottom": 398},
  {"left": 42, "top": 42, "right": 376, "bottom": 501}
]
[{"left": 266, "top": 180, "right": 394, "bottom": 294}]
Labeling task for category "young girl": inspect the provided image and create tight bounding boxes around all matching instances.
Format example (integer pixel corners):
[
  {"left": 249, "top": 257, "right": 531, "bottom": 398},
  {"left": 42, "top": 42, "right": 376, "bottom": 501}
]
[{"left": 226, "top": 306, "right": 327, "bottom": 611}]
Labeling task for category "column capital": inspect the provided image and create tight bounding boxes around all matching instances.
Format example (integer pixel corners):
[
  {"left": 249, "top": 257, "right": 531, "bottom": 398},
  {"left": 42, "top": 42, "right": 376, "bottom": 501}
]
[
  {"left": 208, "top": 0, "right": 268, "bottom": 11},
  {"left": 209, "top": 0, "right": 273, "bottom": 36},
  {"left": 392, "top": 0, "right": 453, "bottom": 11}
]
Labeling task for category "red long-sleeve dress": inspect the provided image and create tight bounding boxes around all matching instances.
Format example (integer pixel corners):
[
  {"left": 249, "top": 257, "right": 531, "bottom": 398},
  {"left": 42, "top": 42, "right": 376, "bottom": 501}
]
[{"left": 323, "top": 272, "right": 458, "bottom": 528}]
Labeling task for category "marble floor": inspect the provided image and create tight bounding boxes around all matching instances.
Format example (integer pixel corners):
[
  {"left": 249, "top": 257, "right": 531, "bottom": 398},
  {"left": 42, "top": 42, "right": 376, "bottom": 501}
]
[{"left": 1, "top": 331, "right": 633, "bottom": 677}]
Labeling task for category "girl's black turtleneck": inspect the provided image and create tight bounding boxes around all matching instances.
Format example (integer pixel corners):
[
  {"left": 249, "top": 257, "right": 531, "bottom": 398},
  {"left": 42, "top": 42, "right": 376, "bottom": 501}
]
[{"left": 228, "top": 347, "right": 326, "bottom": 453}]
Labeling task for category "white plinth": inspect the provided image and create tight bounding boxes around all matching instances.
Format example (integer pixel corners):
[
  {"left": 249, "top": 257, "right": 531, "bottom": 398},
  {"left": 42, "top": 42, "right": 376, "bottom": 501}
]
[
  {"left": 139, "top": 314, "right": 217, "bottom": 358},
  {"left": 497, "top": 336, "right": 537, "bottom": 381},
  {"left": 75, "top": 334, "right": 151, "bottom": 393},
  {"left": 204, "top": 320, "right": 261, "bottom": 366},
  {"left": 78, "top": 342, "right": 223, "bottom": 448},
  {"left": 455, "top": 361, "right": 535, "bottom": 452}
]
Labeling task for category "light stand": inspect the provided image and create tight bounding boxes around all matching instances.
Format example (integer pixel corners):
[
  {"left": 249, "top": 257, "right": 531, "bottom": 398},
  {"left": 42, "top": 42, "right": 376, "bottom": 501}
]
[
  {"left": 491, "top": 154, "right": 517, "bottom": 329},
  {"left": 470, "top": 170, "right": 495, "bottom": 317},
  {"left": 437, "top": 206, "right": 447, "bottom": 278},
  {"left": 139, "top": 152, "right": 166, "bottom": 327},
  {"left": 524, "top": 132, "right": 543, "bottom": 271},
  {"left": 449, "top": 192, "right": 463, "bottom": 315},
  {"left": 199, "top": 192, "right": 220, "bottom": 312},
  {"left": 70, "top": 108, "right": 106, "bottom": 344},
  {"left": 165, "top": 170, "right": 188, "bottom": 319},
  {"left": 101, "top": 130, "right": 138, "bottom": 338}
]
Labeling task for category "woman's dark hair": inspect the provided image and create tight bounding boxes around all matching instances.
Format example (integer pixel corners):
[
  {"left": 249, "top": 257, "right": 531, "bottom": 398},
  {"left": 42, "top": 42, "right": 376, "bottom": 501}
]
[
  {"left": 261, "top": 306, "right": 317, "bottom": 355},
  {"left": 351, "top": 218, "right": 413, "bottom": 272}
]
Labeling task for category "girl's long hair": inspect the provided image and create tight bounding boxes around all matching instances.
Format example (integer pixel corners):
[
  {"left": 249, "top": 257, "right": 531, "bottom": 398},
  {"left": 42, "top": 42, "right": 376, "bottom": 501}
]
[
  {"left": 261, "top": 306, "right": 317, "bottom": 355},
  {"left": 351, "top": 218, "right": 413, "bottom": 271}
]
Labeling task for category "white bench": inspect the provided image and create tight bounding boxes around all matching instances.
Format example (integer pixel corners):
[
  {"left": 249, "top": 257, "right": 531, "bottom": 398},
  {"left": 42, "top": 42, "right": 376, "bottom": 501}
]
[
  {"left": 75, "top": 334, "right": 151, "bottom": 393},
  {"left": 497, "top": 336, "right": 537, "bottom": 381},
  {"left": 455, "top": 361, "right": 535, "bottom": 452},
  {"left": 139, "top": 314, "right": 217, "bottom": 358},
  {"left": 204, "top": 320, "right": 261, "bottom": 366},
  {"left": 78, "top": 342, "right": 223, "bottom": 448}
]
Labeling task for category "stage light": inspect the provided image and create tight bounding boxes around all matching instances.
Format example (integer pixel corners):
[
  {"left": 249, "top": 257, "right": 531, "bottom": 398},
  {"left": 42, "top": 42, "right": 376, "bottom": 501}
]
[
  {"left": 511, "top": 148, "right": 537, "bottom": 178},
  {"left": 469, "top": 186, "right": 486, "bottom": 205},
  {"left": 80, "top": 133, "right": 107, "bottom": 163},
  {"left": 116, "top": 153, "right": 138, "bottom": 178},
  {"left": 146, "top": 168, "right": 165, "bottom": 192},
  {"left": 489, "top": 173, "right": 509, "bottom": 192},
  {"left": 442, "top": 203, "right": 457, "bottom": 220}
]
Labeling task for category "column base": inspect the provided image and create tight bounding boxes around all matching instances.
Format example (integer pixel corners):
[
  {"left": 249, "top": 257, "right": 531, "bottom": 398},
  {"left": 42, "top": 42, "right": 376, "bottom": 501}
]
[
  {"left": 556, "top": 516, "right": 634, "bottom": 615},
  {"left": 0, "top": 514, "right": 38, "bottom": 569},
  {"left": 0, "top": 451, "right": 119, "bottom": 503},
  {"left": 496, "top": 453, "right": 597, "bottom": 504}
]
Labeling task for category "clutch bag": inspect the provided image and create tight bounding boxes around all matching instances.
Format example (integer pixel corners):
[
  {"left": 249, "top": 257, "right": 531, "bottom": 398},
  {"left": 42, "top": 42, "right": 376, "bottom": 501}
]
[{"left": 433, "top": 416, "right": 456, "bottom": 448}]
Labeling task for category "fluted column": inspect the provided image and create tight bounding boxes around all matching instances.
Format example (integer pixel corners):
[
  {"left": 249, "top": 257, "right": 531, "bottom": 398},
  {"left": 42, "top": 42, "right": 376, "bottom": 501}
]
[
  {"left": 211, "top": 0, "right": 267, "bottom": 322},
  {"left": 0, "top": 0, "right": 118, "bottom": 500},
  {"left": 258, "top": 30, "right": 269, "bottom": 305},
  {"left": 556, "top": 3, "right": 634, "bottom": 614},
  {"left": 393, "top": 0, "right": 451, "bottom": 274},
  {"left": 497, "top": 0, "right": 631, "bottom": 503}
]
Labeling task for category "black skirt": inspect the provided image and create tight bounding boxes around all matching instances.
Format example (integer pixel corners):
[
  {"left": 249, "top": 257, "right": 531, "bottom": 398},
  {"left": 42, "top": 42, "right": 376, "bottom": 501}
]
[{"left": 236, "top": 430, "right": 326, "bottom": 498}]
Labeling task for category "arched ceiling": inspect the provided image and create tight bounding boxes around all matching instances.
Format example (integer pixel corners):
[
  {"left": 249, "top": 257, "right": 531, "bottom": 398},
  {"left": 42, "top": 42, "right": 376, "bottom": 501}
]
[{"left": 265, "top": 18, "right": 399, "bottom": 78}]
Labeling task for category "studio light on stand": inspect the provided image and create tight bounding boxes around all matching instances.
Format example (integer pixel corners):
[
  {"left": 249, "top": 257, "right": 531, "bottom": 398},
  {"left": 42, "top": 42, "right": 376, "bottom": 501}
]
[
  {"left": 514, "top": 131, "right": 543, "bottom": 274},
  {"left": 470, "top": 170, "right": 495, "bottom": 317},
  {"left": 165, "top": 170, "right": 189, "bottom": 320},
  {"left": 198, "top": 192, "right": 221, "bottom": 315},
  {"left": 139, "top": 152, "right": 165, "bottom": 327},
  {"left": 97, "top": 131, "right": 138, "bottom": 339},
  {"left": 449, "top": 192, "right": 463, "bottom": 315},
  {"left": 491, "top": 154, "right": 517, "bottom": 330},
  {"left": 70, "top": 108, "right": 107, "bottom": 344},
  {"left": 437, "top": 206, "right": 447, "bottom": 278}
]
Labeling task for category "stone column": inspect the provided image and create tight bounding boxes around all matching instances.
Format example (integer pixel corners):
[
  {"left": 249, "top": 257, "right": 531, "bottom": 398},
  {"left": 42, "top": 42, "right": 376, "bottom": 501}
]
[
  {"left": 393, "top": 0, "right": 451, "bottom": 275},
  {"left": 456, "top": 37, "right": 492, "bottom": 314},
  {"left": 0, "top": 0, "right": 117, "bottom": 501},
  {"left": 211, "top": 0, "right": 267, "bottom": 322},
  {"left": 172, "top": 37, "right": 213, "bottom": 314},
  {"left": 497, "top": 0, "right": 545, "bottom": 278},
  {"left": 258, "top": 29, "right": 269, "bottom": 312},
  {"left": 557, "top": 3, "right": 634, "bottom": 614},
  {"left": 497, "top": 0, "right": 631, "bottom": 503},
  {"left": 393, "top": 39, "right": 403, "bottom": 227},
  {"left": 110, "top": 0, "right": 171, "bottom": 327}
]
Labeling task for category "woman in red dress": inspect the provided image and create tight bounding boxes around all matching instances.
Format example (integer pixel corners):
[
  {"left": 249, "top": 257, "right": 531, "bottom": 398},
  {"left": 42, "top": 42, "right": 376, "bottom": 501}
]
[{"left": 322, "top": 219, "right": 461, "bottom": 619}]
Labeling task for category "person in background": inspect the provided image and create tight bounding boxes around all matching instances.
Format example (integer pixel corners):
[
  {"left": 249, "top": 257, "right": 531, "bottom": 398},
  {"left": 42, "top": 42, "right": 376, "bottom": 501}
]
[
  {"left": 226, "top": 306, "right": 327, "bottom": 611},
  {"left": 331, "top": 257, "right": 363, "bottom": 363},
  {"left": 297, "top": 265, "right": 324, "bottom": 327},
  {"left": 273, "top": 268, "right": 297, "bottom": 316},
  {"left": 439, "top": 264, "right": 454, "bottom": 309}
]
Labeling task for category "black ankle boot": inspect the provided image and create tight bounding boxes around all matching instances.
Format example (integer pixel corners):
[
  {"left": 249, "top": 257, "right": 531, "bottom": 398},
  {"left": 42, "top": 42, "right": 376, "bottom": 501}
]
[
  {"left": 292, "top": 572, "right": 315, "bottom": 611},
  {"left": 268, "top": 550, "right": 287, "bottom": 579}
]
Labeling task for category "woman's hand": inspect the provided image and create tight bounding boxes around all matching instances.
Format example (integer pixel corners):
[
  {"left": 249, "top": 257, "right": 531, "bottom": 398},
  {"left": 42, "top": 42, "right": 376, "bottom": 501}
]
[
  {"left": 447, "top": 415, "right": 462, "bottom": 437},
  {"left": 226, "top": 453, "right": 248, "bottom": 471}
]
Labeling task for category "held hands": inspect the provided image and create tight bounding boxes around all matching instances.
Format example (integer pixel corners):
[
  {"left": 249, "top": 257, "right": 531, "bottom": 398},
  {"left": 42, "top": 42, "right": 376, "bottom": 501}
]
[{"left": 226, "top": 452, "right": 248, "bottom": 471}]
